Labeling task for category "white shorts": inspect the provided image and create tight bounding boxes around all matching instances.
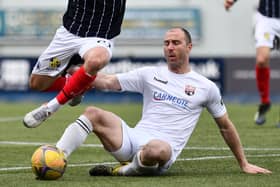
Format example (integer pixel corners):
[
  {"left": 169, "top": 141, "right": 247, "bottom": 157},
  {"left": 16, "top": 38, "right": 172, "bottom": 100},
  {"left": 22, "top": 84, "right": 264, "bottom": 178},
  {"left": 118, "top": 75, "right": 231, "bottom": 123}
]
[
  {"left": 32, "top": 26, "right": 114, "bottom": 77},
  {"left": 255, "top": 12, "right": 280, "bottom": 48},
  {"left": 109, "top": 120, "right": 176, "bottom": 174}
]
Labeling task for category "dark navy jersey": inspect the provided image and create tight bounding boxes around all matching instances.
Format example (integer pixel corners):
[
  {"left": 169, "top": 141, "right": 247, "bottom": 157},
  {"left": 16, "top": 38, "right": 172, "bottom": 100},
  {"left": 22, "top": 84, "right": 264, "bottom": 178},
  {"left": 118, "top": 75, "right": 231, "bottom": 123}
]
[
  {"left": 258, "top": 0, "right": 280, "bottom": 18},
  {"left": 63, "top": 0, "right": 126, "bottom": 39}
]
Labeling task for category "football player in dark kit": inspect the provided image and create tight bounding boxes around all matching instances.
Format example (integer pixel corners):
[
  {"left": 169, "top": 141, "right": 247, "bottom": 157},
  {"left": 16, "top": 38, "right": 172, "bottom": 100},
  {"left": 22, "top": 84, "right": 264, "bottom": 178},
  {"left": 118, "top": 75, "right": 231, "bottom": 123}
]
[
  {"left": 225, "top": 0, "right": 280, "bottom": 125},
  {"left": 24, "top": 0, "right": 127, "bottom": 128}
]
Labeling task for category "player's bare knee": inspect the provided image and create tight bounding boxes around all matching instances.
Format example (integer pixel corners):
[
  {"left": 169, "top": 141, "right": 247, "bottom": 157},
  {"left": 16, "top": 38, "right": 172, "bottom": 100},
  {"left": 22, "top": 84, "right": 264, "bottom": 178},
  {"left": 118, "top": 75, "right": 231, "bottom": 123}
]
[
  {"left": 84, "top": 48, "right": 110, "bottom": 74},
  {"left": 84, "top": 106, "right": 101, "bottom": 121},
  {"left": 84, "top": 58, "right": 108, "bottom": 73},
  {"left": 256, "top": 54, "right": 269, "bottom": 67},
  {"left": 83, "top": 106, "right": 105, "bottom": 129},
  {"left": 142, "top": 140, "right": 171, "bottom": 165}
]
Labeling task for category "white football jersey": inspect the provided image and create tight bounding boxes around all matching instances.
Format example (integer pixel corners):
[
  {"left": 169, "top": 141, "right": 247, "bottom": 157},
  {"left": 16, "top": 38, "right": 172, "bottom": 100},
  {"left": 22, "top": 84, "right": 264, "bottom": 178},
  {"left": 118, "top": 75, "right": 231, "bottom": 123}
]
[{"left": 117, "top": 66, "right": 226, "bottom": 158}]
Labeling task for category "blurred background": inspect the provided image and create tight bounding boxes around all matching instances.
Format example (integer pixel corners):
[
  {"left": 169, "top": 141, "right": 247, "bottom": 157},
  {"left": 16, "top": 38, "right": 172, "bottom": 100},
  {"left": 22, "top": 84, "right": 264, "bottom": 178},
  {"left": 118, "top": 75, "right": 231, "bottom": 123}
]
[{"left": 0, "top": 0, "right": 279, "bottom": 103}]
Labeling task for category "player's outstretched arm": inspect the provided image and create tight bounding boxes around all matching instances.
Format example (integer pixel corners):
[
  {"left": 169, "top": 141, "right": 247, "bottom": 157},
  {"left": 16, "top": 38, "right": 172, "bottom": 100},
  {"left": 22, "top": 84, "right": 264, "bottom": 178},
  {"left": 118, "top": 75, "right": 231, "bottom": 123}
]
[
  {"left": 93, "top": 73, "right": 121, "bottom": 91},
  {"left": 214, "top": 114, "right": 272, "bottom": 174}
]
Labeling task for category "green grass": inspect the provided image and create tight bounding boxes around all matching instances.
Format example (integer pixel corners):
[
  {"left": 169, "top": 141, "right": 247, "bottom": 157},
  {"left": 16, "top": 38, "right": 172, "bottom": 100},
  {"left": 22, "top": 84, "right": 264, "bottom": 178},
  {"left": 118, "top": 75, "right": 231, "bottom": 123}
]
[{"left": 0, "top": 102, "right": 280, "bottom": 187}]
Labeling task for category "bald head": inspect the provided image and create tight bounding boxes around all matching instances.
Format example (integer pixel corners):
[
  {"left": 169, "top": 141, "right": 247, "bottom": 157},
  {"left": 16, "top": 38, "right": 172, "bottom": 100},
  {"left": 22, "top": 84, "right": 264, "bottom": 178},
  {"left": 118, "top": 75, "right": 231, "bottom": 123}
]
[{"left": 166, "top": 27, "right": 192, "bottom": 45}]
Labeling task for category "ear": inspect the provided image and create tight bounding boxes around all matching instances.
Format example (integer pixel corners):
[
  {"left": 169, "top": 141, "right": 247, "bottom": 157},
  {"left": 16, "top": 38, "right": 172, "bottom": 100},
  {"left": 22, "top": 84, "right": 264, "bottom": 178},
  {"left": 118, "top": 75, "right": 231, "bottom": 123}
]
[{"left": 186, "top": 43, "right": 193, "bottom": 51}]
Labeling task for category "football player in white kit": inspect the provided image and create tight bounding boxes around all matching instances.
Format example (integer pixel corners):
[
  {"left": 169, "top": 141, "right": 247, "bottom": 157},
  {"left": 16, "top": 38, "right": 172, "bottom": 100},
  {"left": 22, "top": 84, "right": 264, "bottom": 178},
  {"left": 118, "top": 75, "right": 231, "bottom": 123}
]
[{"left": 55, "top": 27, "right": 271, "bottom": 176}]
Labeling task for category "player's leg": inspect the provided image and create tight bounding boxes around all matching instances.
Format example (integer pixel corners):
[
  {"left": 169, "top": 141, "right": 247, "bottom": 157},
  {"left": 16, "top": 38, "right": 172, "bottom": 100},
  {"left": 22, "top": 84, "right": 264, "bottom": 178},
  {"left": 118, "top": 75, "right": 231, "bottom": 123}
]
[
  {"left": 90, "top": 140, "right": 173, "bottom": 176},
  {"left": 29, "top": 56, "right": 81, "bottom": 92},
  {"left": 56, "top": 46, "right": 111, "bottom": 105},
  {"left": 254, "top": 13, "right": 274, "bottom": 125},
  {"left": 56, "top": 37, "right": 113, "bottom": 106},
  {"left": 28, "top": 56, "right": 69, "bottom": 93},
  {"left": 23, "top": 28, "right": 82, "bottom": 127},
  {"left": 23, "top": 74, "right": 75, "bottom": 128},
  {"left": 28, "top": 27, "right": 83, "bottom": 92},
  {"left": 62, "top": 54, "right": 85, "bottom": 106},
  {"left": 90, "top": 124, "right": 174, "bottom": 176},
  {"left": 254, "top": 46, "right": 271, "bottom": 125},
  {"left": 49, "top": 46, "right": 110, "bottom": 113},
  {"left": 56, "top": 106, "right": 123, "bottom": 157},
  {"left": 23, "top": 37, "right": 113, "bottom": 128},
  {"left": 29, "top": 74, "right": 63, "bottom": 91},
  {"left": 114, "top": 140, "right": 172, "bottom": 176},
  {"left": 28, "top": 54, "right": 84, "bottom": 93}
]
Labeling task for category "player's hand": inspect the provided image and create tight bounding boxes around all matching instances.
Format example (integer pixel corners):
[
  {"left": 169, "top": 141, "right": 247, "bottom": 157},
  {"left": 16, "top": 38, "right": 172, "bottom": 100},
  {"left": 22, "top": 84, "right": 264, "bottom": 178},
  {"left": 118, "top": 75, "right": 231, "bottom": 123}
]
[
  {"left": 241, "top": 163, "right": 272, "bottom": 174},
  {"left": 224, "top": 0, "right": 235, "bottom": 11}
]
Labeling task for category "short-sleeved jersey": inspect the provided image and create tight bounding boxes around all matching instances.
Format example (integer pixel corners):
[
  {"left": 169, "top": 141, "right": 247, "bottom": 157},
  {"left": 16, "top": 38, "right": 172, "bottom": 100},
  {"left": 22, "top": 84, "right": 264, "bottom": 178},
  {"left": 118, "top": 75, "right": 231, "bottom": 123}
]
[
  {"left": 117, "top": 66, "right": 226, "bottom": 157},
  {"left": 63, "top": 0, "right": 126, "bottom": 38}
]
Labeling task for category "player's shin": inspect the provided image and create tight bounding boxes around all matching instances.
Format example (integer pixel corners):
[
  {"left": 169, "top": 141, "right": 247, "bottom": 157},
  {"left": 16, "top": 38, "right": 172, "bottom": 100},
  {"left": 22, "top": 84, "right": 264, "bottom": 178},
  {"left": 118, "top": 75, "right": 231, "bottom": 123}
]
[
  {"left": 56, "top": 115, "right": 93, "bottom": 157},
  {"left": 56, "top": 66, "right": 96, "bottom": 105}
]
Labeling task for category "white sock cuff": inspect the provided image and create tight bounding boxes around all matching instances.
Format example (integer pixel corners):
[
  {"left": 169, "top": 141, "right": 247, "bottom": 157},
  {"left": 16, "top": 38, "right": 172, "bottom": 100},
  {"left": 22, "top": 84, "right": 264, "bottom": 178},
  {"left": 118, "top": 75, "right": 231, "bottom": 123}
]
[
  {"left": 47, "top": 98, "right": 61, "bottom": 113},
  {"left": 76, "top": 115, "right": 93, "bottom": 134}
]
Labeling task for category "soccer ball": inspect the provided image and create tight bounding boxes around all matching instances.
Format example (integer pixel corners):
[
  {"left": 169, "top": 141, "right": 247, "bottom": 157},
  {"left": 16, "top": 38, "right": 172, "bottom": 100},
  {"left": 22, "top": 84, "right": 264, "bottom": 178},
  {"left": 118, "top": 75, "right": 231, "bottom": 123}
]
[{"left": 31, "top": 144, "right": 67, "bottom": 180}]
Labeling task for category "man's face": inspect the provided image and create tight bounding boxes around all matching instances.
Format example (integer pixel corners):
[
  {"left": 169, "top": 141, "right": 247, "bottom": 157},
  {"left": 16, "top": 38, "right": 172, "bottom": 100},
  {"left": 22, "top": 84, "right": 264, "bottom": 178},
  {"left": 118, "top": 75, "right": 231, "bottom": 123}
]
[{"left": 163, "top": 29, "right": 192, "bottom": 68}]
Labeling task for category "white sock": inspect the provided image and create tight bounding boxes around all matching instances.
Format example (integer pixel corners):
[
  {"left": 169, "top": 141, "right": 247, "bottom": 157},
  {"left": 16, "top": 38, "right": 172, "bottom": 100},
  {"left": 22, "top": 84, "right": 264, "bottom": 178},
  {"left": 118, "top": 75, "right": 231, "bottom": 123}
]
[
  {"left": 56, "top": 115, "right": 93, "bottom": 158},
  {"left": 119, "top": 151, "right": 159, "bottom": 176},
  {"left": 46, "top": 98, "right": 61, "bottom": 113}
]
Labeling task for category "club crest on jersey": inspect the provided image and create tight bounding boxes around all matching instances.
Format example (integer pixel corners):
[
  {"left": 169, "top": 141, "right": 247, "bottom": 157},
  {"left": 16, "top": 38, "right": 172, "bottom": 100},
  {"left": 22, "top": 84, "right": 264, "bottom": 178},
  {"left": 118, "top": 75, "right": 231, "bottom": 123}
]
[
  {"left": 49, "top": 57, "right": 61, "bottom": 69},
  {"left": 185, "top": 85, "right": 196, "bottom": 96}
]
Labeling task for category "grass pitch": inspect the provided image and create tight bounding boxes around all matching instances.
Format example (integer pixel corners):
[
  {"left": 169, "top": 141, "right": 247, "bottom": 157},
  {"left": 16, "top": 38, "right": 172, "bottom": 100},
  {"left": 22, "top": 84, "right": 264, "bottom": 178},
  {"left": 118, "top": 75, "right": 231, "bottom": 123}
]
[{"left": 0, "top": 102, "right": 280, "bottom": 187}]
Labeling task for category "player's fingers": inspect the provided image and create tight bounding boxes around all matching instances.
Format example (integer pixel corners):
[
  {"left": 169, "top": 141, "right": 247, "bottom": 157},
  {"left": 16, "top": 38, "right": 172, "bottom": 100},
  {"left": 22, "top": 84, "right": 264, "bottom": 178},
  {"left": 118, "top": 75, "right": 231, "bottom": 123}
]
[
  {"left": 252, "top": 166, "right": 272, "bottom": 174},
  {"left": 243, "top": 165, "right": 272, "bottom": 174},
  {"left": 257, "top": 168, "right": 272, "bottom": 174}
]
